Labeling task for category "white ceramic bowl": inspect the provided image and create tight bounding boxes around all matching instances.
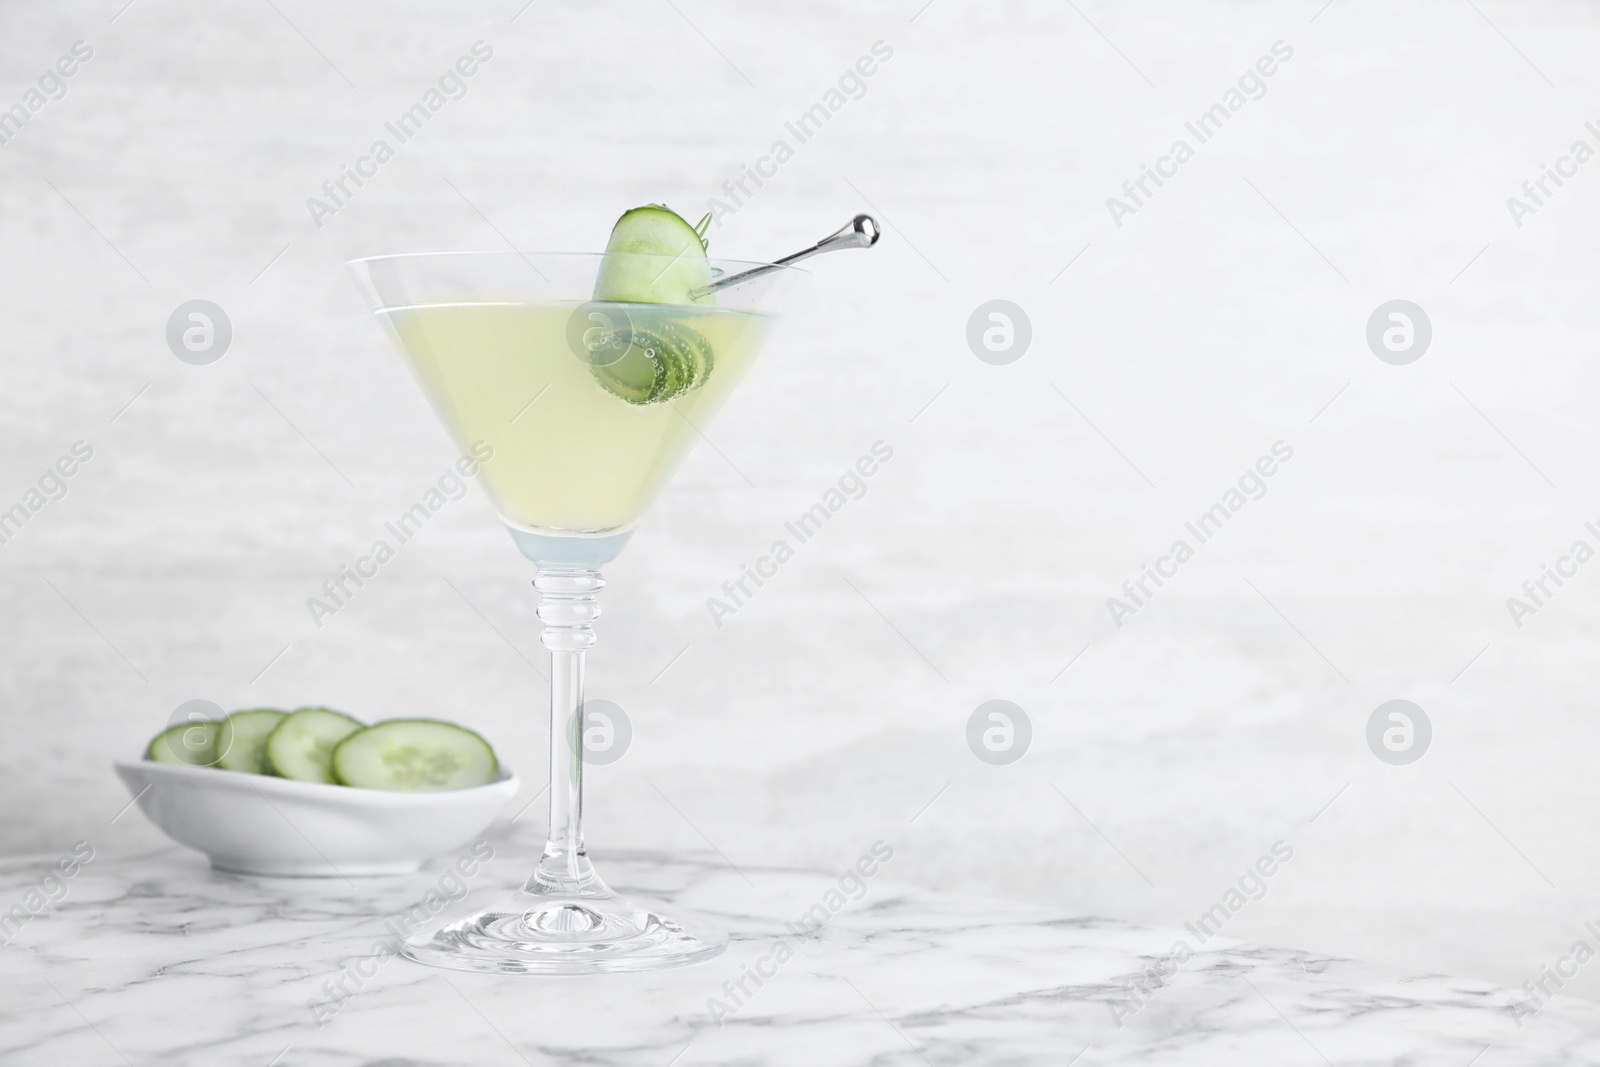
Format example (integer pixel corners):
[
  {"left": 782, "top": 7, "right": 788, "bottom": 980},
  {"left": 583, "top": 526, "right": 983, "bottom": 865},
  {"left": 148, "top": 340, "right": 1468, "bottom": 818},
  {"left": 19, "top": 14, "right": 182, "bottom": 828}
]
[{"left": 113, "top": 760, "right": 520, "bottom": 877}]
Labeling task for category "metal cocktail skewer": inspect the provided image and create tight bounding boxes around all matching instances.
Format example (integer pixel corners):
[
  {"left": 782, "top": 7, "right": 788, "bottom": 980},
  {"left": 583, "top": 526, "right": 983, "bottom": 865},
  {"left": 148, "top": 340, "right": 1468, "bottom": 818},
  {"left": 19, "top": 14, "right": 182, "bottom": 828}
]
[{"left": 691, "top": 213, "right": 881, "bottom": 299}]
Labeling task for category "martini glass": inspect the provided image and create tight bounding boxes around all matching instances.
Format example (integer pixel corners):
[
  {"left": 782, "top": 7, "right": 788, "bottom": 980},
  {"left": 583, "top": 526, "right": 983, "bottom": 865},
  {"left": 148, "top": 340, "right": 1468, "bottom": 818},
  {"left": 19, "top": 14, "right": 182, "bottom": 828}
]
[{"left": 347, "top": 251, "right": 804, "bottom": 974}]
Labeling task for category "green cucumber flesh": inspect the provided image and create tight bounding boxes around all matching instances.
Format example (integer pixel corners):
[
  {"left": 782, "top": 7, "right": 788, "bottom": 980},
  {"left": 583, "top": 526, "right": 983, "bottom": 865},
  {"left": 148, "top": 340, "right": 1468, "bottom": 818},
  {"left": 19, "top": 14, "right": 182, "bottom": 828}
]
[
  {"left": 215, "top": 709, "right": 288, "bottom": 774},
  {"left": 264, "top": 707, "right": 364, "bottom": 783},
  {"left": 146, "top": 721, "right": 225, "bottom": 767},
  {"left": 331, "top": 719, "right": 498, "bottom": 792},
  {"left": 593, "top": 205, "right": 713, "bottom": 306}
]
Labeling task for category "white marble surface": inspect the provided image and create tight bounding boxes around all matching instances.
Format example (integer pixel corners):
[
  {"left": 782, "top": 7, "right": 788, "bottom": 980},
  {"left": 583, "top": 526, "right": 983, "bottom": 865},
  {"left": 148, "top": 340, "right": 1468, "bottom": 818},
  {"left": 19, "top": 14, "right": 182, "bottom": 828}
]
[
  {"left": 6, "top": 0, "right": 1600, "bottom": 1008},
  {"left": 5, "top": 839, "right": 1599, "bottom": 1066}
]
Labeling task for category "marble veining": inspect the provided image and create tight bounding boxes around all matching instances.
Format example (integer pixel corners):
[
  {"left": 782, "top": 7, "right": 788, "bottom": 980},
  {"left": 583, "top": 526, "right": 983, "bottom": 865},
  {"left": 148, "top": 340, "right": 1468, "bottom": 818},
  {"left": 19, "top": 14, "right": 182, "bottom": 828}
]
[{"left": 1, "top": 845, "right": 1597, "bottom": 1066}]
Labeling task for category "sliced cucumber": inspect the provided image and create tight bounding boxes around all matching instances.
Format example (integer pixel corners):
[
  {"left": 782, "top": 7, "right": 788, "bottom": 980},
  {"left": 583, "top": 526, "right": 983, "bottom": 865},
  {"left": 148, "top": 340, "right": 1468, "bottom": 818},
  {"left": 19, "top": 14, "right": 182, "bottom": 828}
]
[
  {"left": 592, "top": 316, "right": 715, "bottom": 406},
  {"left": 593, "top": 205, "right": 713, "bottom": 306},
  {"left": 264, "top": 707, "right": 364, "bottom": 784},
  {"left": 215, "top": 708, "right": 287, "bottom": 774},
  {"left": 331, "top": 719, "right": 498, "bottom": 792},
  {"left": 146, "top": 721, "right": 224, "bottom": 767}
]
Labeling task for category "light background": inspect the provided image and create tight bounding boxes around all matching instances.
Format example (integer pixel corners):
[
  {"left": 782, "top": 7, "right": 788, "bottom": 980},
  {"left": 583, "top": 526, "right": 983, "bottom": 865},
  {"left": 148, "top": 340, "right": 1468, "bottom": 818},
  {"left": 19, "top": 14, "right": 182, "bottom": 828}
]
[{"left": 2, "top": 0, "right": 1598, "bottom": 1000}]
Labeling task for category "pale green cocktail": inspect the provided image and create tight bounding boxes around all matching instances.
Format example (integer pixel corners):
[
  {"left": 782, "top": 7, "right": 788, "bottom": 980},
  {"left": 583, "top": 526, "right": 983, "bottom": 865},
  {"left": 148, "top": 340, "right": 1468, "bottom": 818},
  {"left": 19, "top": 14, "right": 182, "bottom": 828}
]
[{"left": 384, "top": 301, "right": 770, "bottom": 535}]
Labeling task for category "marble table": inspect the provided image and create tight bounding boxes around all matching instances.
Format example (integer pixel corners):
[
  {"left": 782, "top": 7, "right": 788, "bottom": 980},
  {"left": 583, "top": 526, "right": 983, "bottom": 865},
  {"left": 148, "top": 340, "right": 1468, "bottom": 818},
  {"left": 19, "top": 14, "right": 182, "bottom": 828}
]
[{"left": 2, "top": 843, "right": 1597, "bottom": 1066}]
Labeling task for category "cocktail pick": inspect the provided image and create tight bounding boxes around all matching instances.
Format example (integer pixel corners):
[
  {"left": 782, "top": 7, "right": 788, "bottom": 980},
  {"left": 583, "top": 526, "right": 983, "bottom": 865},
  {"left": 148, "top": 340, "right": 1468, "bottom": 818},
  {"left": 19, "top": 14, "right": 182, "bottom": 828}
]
[{"left": 692, "top": 214, "right": 881, "bottom": 298}]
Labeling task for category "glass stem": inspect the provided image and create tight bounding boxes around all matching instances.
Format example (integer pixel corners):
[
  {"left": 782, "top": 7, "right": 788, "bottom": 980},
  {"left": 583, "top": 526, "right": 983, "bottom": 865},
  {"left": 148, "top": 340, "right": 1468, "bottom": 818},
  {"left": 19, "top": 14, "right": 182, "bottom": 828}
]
[{"left": 530, "top": 565, "right": 604, "bottom": 895}]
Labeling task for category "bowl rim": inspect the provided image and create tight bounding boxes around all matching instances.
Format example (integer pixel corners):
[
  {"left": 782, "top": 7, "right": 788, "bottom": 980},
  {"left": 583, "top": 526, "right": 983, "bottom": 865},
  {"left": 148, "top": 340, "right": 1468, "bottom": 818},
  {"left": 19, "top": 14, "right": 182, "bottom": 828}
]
[{"left": 113, "top": 760, "right": 520, "bottom": 806}]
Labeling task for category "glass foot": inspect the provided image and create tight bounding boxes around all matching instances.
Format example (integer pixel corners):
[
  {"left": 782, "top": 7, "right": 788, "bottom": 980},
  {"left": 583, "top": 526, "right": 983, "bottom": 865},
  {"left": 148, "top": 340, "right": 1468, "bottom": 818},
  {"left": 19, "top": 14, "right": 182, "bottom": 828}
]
[{"left": 400, "top": 883, "right": 727, "bottom": 975}]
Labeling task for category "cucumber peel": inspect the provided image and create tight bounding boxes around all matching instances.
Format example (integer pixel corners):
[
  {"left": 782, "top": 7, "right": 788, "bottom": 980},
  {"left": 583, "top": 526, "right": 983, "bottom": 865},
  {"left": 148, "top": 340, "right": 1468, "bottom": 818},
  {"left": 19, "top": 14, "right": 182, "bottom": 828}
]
[
  {"left": 587, "top": 204, "right": 719, "bottom": 405},
  {"left": 331, "top": 719, "right": 498, "bottom": 792},
  {"left": 264, "top": 707, "right": 364, "bottom": 784},
  {"left": 593, "top": 204, "right": 713, "bottom": 306}
]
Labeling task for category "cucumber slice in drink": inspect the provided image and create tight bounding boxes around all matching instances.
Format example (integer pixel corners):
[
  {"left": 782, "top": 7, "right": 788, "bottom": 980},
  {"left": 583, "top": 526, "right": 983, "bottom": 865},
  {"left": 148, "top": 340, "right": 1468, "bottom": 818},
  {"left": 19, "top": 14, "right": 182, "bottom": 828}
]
[
  {"left": 215, "top": 708, "right": 287, "bottom": 774},
  {"left": 592, "top": 318, "right": 715, "bottom": 406},
  {"left": 146, "top": 721, "right": 224, "bottom": 767},
  {"left": 331, "top": 719, "right": 498, "bottom": 792},
  {"left": 593, "top": 205, "right": 713, "bottom": 306},
  {"left": 264, "top": 707, "right": 364, "bottom": 784}
]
